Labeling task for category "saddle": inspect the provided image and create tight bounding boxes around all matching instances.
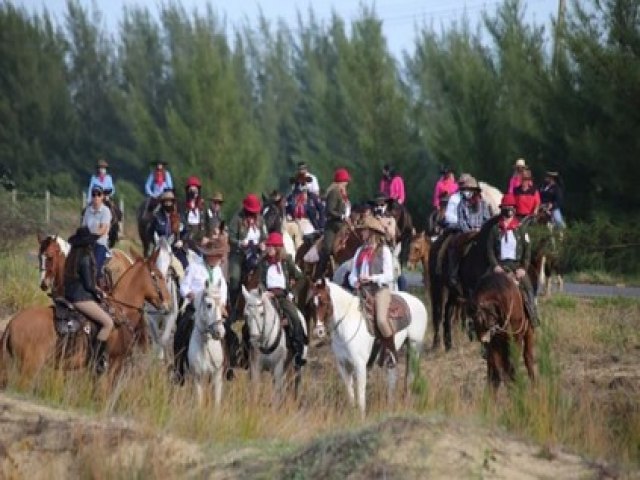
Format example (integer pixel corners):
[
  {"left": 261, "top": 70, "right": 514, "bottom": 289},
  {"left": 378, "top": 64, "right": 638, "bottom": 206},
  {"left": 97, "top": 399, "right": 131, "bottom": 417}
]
[
  {"left": 359, "top": 288, "right": 411, "bottom": 337},
  {"left": 53, "top": 298, "right": 97, "bottom": 339}
]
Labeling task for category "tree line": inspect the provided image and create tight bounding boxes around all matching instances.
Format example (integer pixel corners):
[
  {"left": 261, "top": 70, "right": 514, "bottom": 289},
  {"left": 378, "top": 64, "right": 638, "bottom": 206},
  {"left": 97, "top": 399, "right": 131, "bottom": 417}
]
[{"left": 0, "top": 0, "right": 638, "bottom": 223}]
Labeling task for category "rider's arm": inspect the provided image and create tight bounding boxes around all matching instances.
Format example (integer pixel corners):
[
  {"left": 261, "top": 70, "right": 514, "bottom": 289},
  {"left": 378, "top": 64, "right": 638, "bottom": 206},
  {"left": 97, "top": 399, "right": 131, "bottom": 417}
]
[
  {"left": 227, "top": 215, "right": 240, "bottom": 250},
  {"left": 106, "top": 175, "right": 115, "bottom": 196},
  {"left": 457, "top": 202, "right": 470, "bottom": 232},
  {"left": 520, "top": 230, "right": 531, "bottom": 271},
  {"left": 165, "top": 171, "right": 173, "bottom": 190},
  {"left": 348, "top": 248, "right": 361, "bottom": 288},
  {"left": 144, "top": 173, "right": 154, "bottom": 197},
  {"left": 369, "top": 246, "right": 394, "bottom": 286},
  {"left": 79, "top": 255, "right": 99, "bottom": 298},
  {"left": 95, "top": 208, "right": 111, "bottom": 237},
  {"left": 286, "top": 256, "right": 303, "bottom": 283}
]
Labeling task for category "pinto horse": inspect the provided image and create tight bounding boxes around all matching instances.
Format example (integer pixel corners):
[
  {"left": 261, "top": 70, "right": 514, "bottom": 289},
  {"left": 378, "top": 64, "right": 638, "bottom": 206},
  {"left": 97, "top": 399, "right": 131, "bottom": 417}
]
[
  {"left": 0, "top": 249, "right": 170, "bottom": 387},
  {"left": 37, "top": 234, "right": 70, "bottom": 297},
  {"left": 471, "top": 272, "right": 535, "bottom": 390}
]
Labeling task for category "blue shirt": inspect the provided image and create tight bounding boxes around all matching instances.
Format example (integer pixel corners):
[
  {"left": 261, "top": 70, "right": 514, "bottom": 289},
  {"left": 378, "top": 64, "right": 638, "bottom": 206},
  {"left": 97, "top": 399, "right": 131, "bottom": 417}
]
[
  {"left": 87, "top": 174, "right": 115, "bottom": 200},
  {"left": 145, "top": 171, "right": 174, "bottom": 198}
]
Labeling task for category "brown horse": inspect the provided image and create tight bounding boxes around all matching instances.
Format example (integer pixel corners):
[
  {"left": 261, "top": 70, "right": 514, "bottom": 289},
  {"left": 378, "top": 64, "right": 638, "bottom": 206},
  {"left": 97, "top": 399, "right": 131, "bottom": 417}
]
[
  {"left": 295, "top": 224, "right": 362, "bottom": 279},
  {"left": 137, "top": 199, "right": 181, "bottom": 257},
  {"left": 471, "top": 272, "right": 535, "bottom": 390},
  {"left": 37, "top": 234, "right": 69, "bottom": 297},
  {"left": 407, "top": 231, "right": 431, "bottom": 292},
  {"left": 0, "top": 248, "right": 170, "bottom": 387}
]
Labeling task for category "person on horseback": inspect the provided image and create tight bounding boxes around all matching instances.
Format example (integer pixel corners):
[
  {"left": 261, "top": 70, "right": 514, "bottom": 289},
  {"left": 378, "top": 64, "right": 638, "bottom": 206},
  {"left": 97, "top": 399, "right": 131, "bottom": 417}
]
[
  {"left": 227, "top": 193, "right": 267, "bottom": 322},
  {"left": 442, "top": 173, "right": 472, "bottom": 231},
  {"left": 145, "top": 161, "right": 173, "bottom": 198},
  {"left": 540, "top": 171, "right": 566, "bottom": 229},
  {"left": 64, "top": 227, "right": 113, "bottom": 374},
  {"left": 286, "top": 184, "right": 323, "bottom": 237},
  {"left": 205, "top": 192, "right": 225, "bottom": 238},
  {"left": 388, "top": 167, "right": 406, "bottom": 205},
  {"left": 263, "top": 190, "right": 286, "bottom": 233},
  {"left": 432, "top": 166, "right": 457, "bottom": 209},
  {"left": 182, "top": 175, "right": 207, "bottom": 247},
  {"left": 507, "top": 158, "right": 527, "bottom": 194},
  {"left": 372, "top": 193, "right": 397, "bottom": 246},
  {"left": 87, "top": 158, "right": 115, "bottom": 202},
  {"left": 314, "top": 168, "right": 351, "bottom": 281},
  {"left": 151, "top": 190, "right": 185, "bottom": 278},
  {"left": 81, "top": 185, "right": 112, "bottom": 285},
  {"left": 348, "top": 217, "right": 397, "bottom": 366},
  {"left": 257, "top": 231, "right": 306, "bottom": 370},
  {"left": 291, "top": 161, "right": 320, "bottom": 196},
  {"left": 174, "top": 239, "right": 228, "bottom": 382},
  {"left": 487, "top": 193, "right": 539, "bottom": 326},
  {"left": 514, "top": 169, "right": 541, "bottom": 219},
  {"left": 447, "top": 177, "right": 491, "bottom": 290}
]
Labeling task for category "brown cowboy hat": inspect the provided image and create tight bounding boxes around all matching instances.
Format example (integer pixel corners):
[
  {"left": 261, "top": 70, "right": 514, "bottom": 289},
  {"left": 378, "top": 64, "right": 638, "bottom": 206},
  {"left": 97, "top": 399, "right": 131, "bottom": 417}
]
[
  {"left": 355, "top": 216, "right": 386, "bottom": 235},
  {"left": 290, "top": 172, "right": 313, "bottom": 184},
  {"left": 199, "top": 239, "right": 226, "bottom": 257},
  {"left": 160, "top": 190, "right": 176, "bottom": 202},
  {"left": 96, "top": 158, "right": 109, "bottom": 168},
  {"left": 210, "top": 192, "right": 224, "bottom": 202},
  {"left": 457, "top": 173, "right": 472, "bottom": 185},
  {"left": 460, "top": 176, "right": 481, "bottom": 191}
]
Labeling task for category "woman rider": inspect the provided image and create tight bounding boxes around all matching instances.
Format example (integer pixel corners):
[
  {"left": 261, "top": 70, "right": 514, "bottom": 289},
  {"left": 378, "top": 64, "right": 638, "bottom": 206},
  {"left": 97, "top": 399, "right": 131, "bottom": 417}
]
[
  {"left": 64, "top": 227, "right": 114, "bottom": 374},
  {"left": 348, "top": 217, "right": 396, "bottom": 367},
  {"left": 87, "top": 158, "right": 115, "bottom": 202},
  {"left": 257, "top": 232, "right": 306, "bottom": 370},
  {"left": 487, "top": 193, "right": 539, "bottom": 326},
  {"left": 314, "top": 168, "right": 351, "bottom": 280}
]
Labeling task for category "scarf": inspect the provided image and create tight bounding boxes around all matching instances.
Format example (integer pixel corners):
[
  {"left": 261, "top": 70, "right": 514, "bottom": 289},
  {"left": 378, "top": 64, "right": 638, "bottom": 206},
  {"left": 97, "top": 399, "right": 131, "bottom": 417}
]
[
  {"left": 98, "top": 173, "right": 106, "bottom": 183},
  {"left": 355, "top": 245, "right": 375, "bottom": 270},
  {"left": 154, "top": 169, "right": 165, "bottom": 187},
  {"left": 294, "top": 194, "right": 306, "bottom": 219},
  {"left": 186, "top": 197, "right": 201, "bottom": 211},
  {"left": 267, "top": 255, "right": 281, "bottom": 273},
  {"left": 498, "top": 216, "right": 520, "bottom": 236}
]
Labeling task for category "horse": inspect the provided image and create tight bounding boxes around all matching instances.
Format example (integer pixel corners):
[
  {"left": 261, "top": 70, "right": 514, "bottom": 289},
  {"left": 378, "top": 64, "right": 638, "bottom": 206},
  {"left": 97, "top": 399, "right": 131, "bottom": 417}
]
[
  {"left": 387, "top": 201, "right": 414, "bottom": 268},
  {"left": 187, "top": 285, "right": 227, "bottom": 407},
  {"left": 37, "top": 234, "right": 70, "bottom": 297},
  {"left": 0, "top": 248, "right": 170, "bottom": 387},
  {"left": 311, "top": 279, "right": 428, "bottom": 416},
  {"left": 241, "top": 286, "right": 308, "bottom": 400},
  {"left": 525, "top": 210, "right": 564, "bottom": 297},
  {"left": 479, "top": 181, "right": 502, "bottom": 216},
  {"left": 145, "top": 236, "right": 180, "bottom": 361},
  {"left": 407, "top": 231, "right": 431, "bottom": 293},
  {"left": 471, "top": 272, "right": 536, "bottom": 390},
  {"left": 137, "top": 199, "right": 181, "bottom": 257}
]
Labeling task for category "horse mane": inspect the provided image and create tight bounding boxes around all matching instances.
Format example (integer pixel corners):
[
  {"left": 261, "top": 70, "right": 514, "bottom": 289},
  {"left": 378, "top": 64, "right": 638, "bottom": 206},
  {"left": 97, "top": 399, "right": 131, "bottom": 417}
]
[
  {"left": 55, "top": 236, "right": 70, "bottom": 256},
  {"left": 476, "top": 271, "right": 514, "bottom": 296}
]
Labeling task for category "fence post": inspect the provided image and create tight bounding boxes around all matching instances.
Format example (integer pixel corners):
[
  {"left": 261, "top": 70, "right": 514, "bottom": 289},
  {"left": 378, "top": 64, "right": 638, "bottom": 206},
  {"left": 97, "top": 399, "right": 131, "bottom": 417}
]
[
  {"left": 45, "top": 190, "right": 51, "bottom": 224},
  {"left": 11, "top": 189, "right": 17, "bottom": 204},
  {"left": 119, "top": 196, "right": 125, "bottom": 237}
]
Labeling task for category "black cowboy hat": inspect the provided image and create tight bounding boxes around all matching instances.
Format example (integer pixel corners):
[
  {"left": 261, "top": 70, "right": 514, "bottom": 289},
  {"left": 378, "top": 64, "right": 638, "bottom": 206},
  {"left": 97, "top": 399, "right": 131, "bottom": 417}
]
[
  {"left": 440, "top": 165, "right": 454, "bottom": 175},
  {"left": 373, "top": 192, "right": 390, "bottom": 204},
  {"left": 149, "top": 160, "right": 169, "bottom": 166},
  {"left": 68, "top": 227, "right": 100, "bottom": 247},
  {"left": 296, "top": 161, "right": 309, "bottom": 171},
  {"left": 90, "top": 185, "right": 104, "bottom": 194},
  {"left": 270, "top": 190, "right": 284, "bottom": 203},
  {"left": 545, "top": 171, "right": 559, "bottom": 178}
]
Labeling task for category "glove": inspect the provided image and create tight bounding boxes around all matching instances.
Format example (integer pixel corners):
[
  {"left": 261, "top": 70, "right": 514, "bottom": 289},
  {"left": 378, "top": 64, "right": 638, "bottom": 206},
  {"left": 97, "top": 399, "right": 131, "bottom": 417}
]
[
  {"left": 515, "top": 268, "right": 526, "bottom": 280},
  {"left": 493, "top": 265, "right": 504, "bottom": 274}
]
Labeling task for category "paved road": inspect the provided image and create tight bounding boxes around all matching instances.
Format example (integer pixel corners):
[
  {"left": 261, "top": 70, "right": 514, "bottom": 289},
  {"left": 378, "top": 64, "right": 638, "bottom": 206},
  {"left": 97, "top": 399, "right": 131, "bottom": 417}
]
[{"left": 403, "top": 272, "right": 640, "bottom": 299}]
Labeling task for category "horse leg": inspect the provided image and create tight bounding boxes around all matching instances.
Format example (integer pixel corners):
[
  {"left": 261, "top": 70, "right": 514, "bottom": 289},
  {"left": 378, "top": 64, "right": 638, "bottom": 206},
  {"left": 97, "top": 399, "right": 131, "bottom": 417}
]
[
  {"left": 337, "top": 360, "right": 356, "bottom": 408},
  {"left": 273, "top": 359, "right": 285, "bottom": 405},
  {"left": 431, "top": 286, "right": 442, "bottom": 350},
  {"left": 195, "top": 377, "right": 205, "bottom": 407},
  {"left": 355, "top": 362, "right": 367, "bottom": 418},
  {"left": 443, "top": 297, "right": 454, "bottom": 351},
  {"left": 523, "top": 329, "right": 536, "bottom": 383},
  {"left": 386, "top": 362, "right": 398, "bottom": 406},
  {"left": 487, "top": 344, "right": 502, "bottom": 392},
  {"left": 214, "top": 368, "right": 223, "bottom": 407}
]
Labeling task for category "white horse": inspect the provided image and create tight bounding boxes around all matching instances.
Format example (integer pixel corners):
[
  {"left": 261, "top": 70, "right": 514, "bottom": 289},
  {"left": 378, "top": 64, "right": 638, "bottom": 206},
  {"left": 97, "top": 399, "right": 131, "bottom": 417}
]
[
  {"left": 146, "top": 236, "right": 180, "bottom": 361},
  {"left": 187, "top": 284, "right": 226, "bottom": 407},
  {"left": 479, "top": 181, "right": 503, "bottom": 216},
  {"left": 312, "top": 279, "right": 428, "bottom": 416},
  {"left": 282, "top": 229, "right": 296, "bottom": 259},
  {"left": 242, "top": 286, "right": 308, "bottom": 399}
]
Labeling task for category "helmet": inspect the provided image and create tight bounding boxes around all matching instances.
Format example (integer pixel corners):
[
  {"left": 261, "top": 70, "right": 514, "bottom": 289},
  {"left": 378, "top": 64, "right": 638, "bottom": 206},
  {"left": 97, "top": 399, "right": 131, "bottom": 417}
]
[
  {"left": 242, "top": 193, "right": 261, "bottom": 214},
  {"left": 500, "top": 193, "right": 517, "bottom": 207},
  {"left": 186, "top": 176, "right": 201, "bottom": 188},
  {"left": 333, "top": 168, "right": 351, "bottom": 183},
  {"left": 265, "top": 232, "right": 284, "bottom": 247}
]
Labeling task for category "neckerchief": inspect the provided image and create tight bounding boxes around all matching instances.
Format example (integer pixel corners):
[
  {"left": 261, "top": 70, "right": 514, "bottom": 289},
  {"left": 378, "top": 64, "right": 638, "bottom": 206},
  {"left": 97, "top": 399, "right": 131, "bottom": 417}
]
[
  {"left": 154, "top": 169, "right": 165, "bottom": 187},
  {"left": 498, "top": 216, "right": 520, "bottom": 236},
  {"left": 355, "top": 245, "right": 375, "bottom": 270},
  {"left": 267, "top": 255, "right": 281, "bottom": 273}
]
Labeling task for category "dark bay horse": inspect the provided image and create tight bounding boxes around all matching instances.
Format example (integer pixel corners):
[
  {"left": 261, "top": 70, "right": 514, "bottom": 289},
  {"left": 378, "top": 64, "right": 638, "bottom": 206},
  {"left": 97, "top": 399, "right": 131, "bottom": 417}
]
[
  {"left": 137, "top": 200, "right": 181, "bottom": 257},
  {"left": 0, "top": 249, "right": 170, "bottom": 387},
  {"left": 471, "top": 272, "right": 535, "bottom": 390}
]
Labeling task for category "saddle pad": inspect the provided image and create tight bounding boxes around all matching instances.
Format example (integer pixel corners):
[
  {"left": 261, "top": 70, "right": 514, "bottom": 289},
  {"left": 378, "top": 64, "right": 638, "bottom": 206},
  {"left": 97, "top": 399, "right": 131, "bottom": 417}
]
[
  {"left": 360, "top": 291, "right": 412, "bottom": 336},
  {"left": 303, "top": 241, "right": 321, "bottom": 263}
]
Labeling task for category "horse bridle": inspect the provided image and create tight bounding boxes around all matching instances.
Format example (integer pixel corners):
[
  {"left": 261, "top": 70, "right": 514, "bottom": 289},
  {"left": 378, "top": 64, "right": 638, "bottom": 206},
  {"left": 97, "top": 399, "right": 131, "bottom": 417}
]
[
  {"left": 195, "top": 292, "right": 224, "bottom": 339},
  {"left": 245, "top": 295, "right": 281, "bottom": 352}
]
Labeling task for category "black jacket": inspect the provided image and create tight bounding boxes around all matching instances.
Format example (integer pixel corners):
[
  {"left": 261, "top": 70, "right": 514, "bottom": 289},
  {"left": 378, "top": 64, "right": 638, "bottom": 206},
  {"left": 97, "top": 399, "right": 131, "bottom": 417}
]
[{"left": 64, "top": 253, "right": 99, "bottom": 302}]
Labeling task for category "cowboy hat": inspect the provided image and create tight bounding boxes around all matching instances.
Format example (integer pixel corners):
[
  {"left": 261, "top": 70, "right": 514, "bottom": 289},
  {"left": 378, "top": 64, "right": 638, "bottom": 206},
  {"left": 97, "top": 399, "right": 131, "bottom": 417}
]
[
  {"left": 545, "top": 171, "right": 559, "bottom": 177},
  {"left": 373, "top": 192, "right": 390, "bottom": 204},
  {"left": 290, "top": 172, "right": 313, "bottom": 184},
  {"left": 514, "top": 158, "right": 527, "bottom": 168},
  {"left": 96, "top": 158, "right": 108, "bottom": 168},
  {"left": 457, "top": 173, "right": 472, "bottom": 185},
  {"left": 270, "top": 190, "right": 284, "bottom": 203},
  {"left": 296, "top": 161, "right": 309, "bottom": 172},
  {"left": 355, "top": 216, "right": 386, "bottom": 235},
  {"left": 210, "top": 192, "right": 224, "bottom": 202},
  {"left": 460, "top": 176, "right": 480, "bottom": 190},
  {"left": 500, "top": 193, "right": 517, "bottom": 207},
  {"left": 334, "top": 168, "right": 350, "bottom": 183},
  {"left": 150, "top": 160, "right": 169, "bottom": 166},
  {"left": 68, "top": 227, "right": 100, "bottom": 247},
  {"left": 160, "top": 190, "right": 176, "bottom": 202},
  {"left": 199, "top": 239, "right": 226, "bottom": 257}
]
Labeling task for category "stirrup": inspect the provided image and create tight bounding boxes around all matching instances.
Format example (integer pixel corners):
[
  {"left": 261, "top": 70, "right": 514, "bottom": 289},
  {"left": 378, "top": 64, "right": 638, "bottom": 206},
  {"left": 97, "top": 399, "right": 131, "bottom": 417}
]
[{"left": 385, "top": 350, "right": 397, "bottom": 369}]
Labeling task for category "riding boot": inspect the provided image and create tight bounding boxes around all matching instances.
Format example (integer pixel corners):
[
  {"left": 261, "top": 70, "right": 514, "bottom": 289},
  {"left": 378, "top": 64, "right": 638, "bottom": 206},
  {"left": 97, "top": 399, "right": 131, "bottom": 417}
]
[
  {"left": 224, "top": 323, "right": 241, "bottom": 368},
  {"left": 314, "top": 251, "right": 331, "bottom": 281},
  {"left": 383, "top": 336, "right": 398, "bottom": 369},
  {"left": 93, "top": 340, "right": 109, "bottom": 375},
  {"left": 524, "top": 291, "right": 540, "bottom": 327}
]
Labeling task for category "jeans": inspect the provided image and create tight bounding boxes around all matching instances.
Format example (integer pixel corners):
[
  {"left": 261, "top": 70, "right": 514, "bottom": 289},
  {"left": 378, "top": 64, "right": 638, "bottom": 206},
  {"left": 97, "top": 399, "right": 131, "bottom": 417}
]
[
  {"left": 552, "top": 209, "right": 566, "bottom": 229},
  {"left": 94, "top": 244, "right": 109, "bottom": 280}
]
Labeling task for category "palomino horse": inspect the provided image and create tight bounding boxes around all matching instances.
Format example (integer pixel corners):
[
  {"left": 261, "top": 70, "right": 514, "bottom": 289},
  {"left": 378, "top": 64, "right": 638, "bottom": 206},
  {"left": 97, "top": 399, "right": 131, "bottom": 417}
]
[
  {"left": 479, "top": 181, "right": 502, "bottom": 216},
  {"left": 188, "top": 285, "right": 227, "bottom": 407},
  {"left": 37, "top": 234, "right": 70, "bottom": 297},
  {"left": 407, "top": 231, "right": 431, "bottom": 293},
  {"left": 0, "top": 249, "right": 170, "bottom": 386},
  {"left": 312, "top": 280, "right": 427, "bottom": 416},
  {"left": 471, "top": 272, "right": 536, "bottom": 390},
  {"left": 242, "top": 286, "right": 308, "bottom": 400}
]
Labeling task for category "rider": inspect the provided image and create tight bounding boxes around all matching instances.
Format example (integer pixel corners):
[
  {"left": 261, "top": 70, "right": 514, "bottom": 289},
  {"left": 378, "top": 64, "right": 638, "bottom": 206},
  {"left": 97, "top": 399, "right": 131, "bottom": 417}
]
[
  {"left": 539, "top": 171, "right": 566, "bottom": 229},
  {"left": 388, "top": 167, "right": 406, "bottom": 205},
  {"left": 205, "top": 192, "right": 225, "bottom": 238},
  {"left": 379, "top": 164, "right": 392, "bottom": 198},
  {"left": 514, "top": 169, "right": 541, "bottom": 219},
  {"left": 291, "top": 161, "right": 320, "bottom": 196},
  {"left": 151, "top": 190, "right": 185, "bottom": 278},
  {"left": 64, "top": 226, "right": 113, "bottom": 374},
  {"left": 145, "top": 160, "right": 174, "bottom": 200},
  {"left": 81, "top": 185, "right": 112, "bottom": 285},
  {"left": 263, "top": 190, "right": 287, "bottom": 233},
  {"left": 348, "top": 217, "right": 396, "bottom": 366},
  {"left": 174, "top": 238, "right": 228, "bottom": 383},
  {"left": 257, "top": 231, "right": 306, "bottom": 370},
  {"left": 507, "top": 158, "right": 527, "bottom": 194},
  {"left": 487, "top": 193, "right": 539, "bottom": 326},
  {"left": 227, "top": 193, "right": 267, "bottom": 322},
  {"left": 286, "top": 184, "right": 323, "bottom": 237},
  {"left": 372, "top": 192, "right": 397, "bottom": 247},
  {"left": 182, "top": 175, "right": 207, "bottom": 247},
  {"left": 314, "top": 168, "right": 351, "bottom": 281},
  {"left": 448, "top": 177, "right": 491, "bottom": 289},
  {"left": 433, "top": 167, "right": 458, "bottom": 210},
  {"left": 87, "top": 158, "right": 115, "bottom": 202}
]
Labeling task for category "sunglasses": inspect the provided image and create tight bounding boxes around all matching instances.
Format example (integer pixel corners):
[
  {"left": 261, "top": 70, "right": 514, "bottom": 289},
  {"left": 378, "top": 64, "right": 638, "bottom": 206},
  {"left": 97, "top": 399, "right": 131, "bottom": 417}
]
[{"left": 91, "top": 192, "right": 103, "bottom": 197}]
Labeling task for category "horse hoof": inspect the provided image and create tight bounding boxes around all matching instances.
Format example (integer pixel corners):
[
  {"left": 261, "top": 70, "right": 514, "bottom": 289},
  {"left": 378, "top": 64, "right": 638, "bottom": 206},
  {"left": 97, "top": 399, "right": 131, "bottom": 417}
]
[{"left": 226, "top": 369, "right": 235, "bottom": 381}]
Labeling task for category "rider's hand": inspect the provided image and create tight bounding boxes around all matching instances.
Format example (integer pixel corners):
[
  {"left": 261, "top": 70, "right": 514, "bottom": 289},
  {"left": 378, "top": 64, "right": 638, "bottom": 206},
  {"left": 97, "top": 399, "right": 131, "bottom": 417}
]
[
  {"left": 515, "top": 268, "right": 526, "bottom": 280},
  {"left": 494, "top": 265, "right": 504, "bottom": 274},
  {"left": 174, "top": 240, "right": 183, "bottom": 249}
]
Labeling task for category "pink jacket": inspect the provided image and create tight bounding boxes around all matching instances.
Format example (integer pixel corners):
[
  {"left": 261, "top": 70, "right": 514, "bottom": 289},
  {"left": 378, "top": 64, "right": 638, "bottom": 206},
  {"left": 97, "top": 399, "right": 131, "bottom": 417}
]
[
  {"left": 379, "top": 178, "right": 391, "bottom": 197},
  {"left": 433, "top": 177, "right": 458, "bottom": 208},
  {"left": 507, "top": 174, "right": 522, "bottom": 194},
  {"left": 389, "top": 176, "right": 405, "bottom": 204}
]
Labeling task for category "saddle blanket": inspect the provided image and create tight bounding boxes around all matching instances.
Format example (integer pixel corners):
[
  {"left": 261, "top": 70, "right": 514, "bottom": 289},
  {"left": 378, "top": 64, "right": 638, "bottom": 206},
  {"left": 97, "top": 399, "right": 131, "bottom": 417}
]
[{"left": 361, "top": 291, "right": 411, "bottom": 337}]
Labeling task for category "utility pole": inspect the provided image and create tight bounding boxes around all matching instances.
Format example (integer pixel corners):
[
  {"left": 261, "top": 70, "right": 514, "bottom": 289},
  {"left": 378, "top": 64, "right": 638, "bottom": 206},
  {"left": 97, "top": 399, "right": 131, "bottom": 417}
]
[{"left": 552, "top": 0, "right": 567, "bottom": 74}]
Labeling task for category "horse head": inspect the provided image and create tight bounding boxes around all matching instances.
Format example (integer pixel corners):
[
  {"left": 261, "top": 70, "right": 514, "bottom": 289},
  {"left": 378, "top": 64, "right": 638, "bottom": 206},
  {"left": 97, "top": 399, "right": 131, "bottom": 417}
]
[
  {"left": 407, "top": 231, "right": 429, "bottom": 270},
  {"left": 118, "top": 248, "right": 171, "bottom": 314},
  {"left": 241, "top": 285, "right": 276, "bottom": 348},
  {"left": 37, "top": 234, "right": 66, "bottom": 292},
  {"left": 311, "top": 279, "right": 333, "bottom": 339},
  {"left": 154, "top": 235, "right": 174, "bottom": 277},
  {"left": 194, "top": 282, "right": 225, "bottom": 339}
]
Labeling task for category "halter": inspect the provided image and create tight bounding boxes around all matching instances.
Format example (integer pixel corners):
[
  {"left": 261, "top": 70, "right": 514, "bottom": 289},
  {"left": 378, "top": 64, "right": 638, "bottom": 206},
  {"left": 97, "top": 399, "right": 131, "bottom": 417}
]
[
  {"left": 245, "top": 295, "right": 283, "bottom": 355},
  {"left": 194, "top": 291, "right": 225, "bottom": 340}
]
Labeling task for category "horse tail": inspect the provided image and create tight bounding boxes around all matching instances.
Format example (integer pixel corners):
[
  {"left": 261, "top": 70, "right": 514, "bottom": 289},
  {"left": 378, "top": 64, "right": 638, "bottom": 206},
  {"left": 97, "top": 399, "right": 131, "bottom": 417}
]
[{"left": 0, "top": 326, "right": 12, "bottom": 389}]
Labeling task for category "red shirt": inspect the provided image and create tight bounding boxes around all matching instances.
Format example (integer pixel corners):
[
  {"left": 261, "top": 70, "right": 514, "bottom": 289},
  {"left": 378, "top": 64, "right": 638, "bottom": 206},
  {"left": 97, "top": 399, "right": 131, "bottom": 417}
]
[{"left": 514, "top": 185, "right": 540, "bottom": 216}]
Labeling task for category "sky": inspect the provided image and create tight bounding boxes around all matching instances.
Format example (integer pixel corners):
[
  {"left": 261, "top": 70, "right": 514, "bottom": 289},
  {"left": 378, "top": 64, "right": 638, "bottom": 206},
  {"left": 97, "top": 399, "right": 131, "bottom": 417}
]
[{"left": 19, "top": 0, "right": 560, "bottom": 56}]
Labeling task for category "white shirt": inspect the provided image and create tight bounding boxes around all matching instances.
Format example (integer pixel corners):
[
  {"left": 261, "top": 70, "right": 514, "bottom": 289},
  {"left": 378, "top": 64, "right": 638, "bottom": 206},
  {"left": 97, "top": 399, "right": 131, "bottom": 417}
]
[
  {"left": 499, "top": 231, "right": 518, "bottom": 261},
  {"left": 307, "top": 173, "right": 320, "bottom": 196},
  {"left": 186, "top": 209, "right": 201, "bottom": 226},
  {"left": 243, "top": 225, "right": 261, "bottom": 245},
  {"left": 82, "top": 204, "right": 112, "bottom": 246},
  {"left": 348, "top": 245, "right": 394, "bottom": 288},
  {"left": 180, "top": 262, "right": 228, "bottom": 301},
  {"left": 444, "top": 191, "right": 462, "bottom": 228},
  {"left": 266, "top": 263, "right": 287, "bottom": 290}
]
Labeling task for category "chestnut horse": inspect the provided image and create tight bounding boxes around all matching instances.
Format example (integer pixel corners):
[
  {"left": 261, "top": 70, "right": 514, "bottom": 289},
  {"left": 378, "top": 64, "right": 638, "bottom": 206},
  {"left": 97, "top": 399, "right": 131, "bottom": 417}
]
[
  {"left": 0, "top": 248, "right": 170, "bottom": 387},
  {"left": 471, "top": 272, "right": 535, "bottom": 390},
  {"left": 407, "top": 231, "right": 431, "bottom": 293},
  {"left": 137, "top": 200, "right": 181, "bottom": 257}
]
